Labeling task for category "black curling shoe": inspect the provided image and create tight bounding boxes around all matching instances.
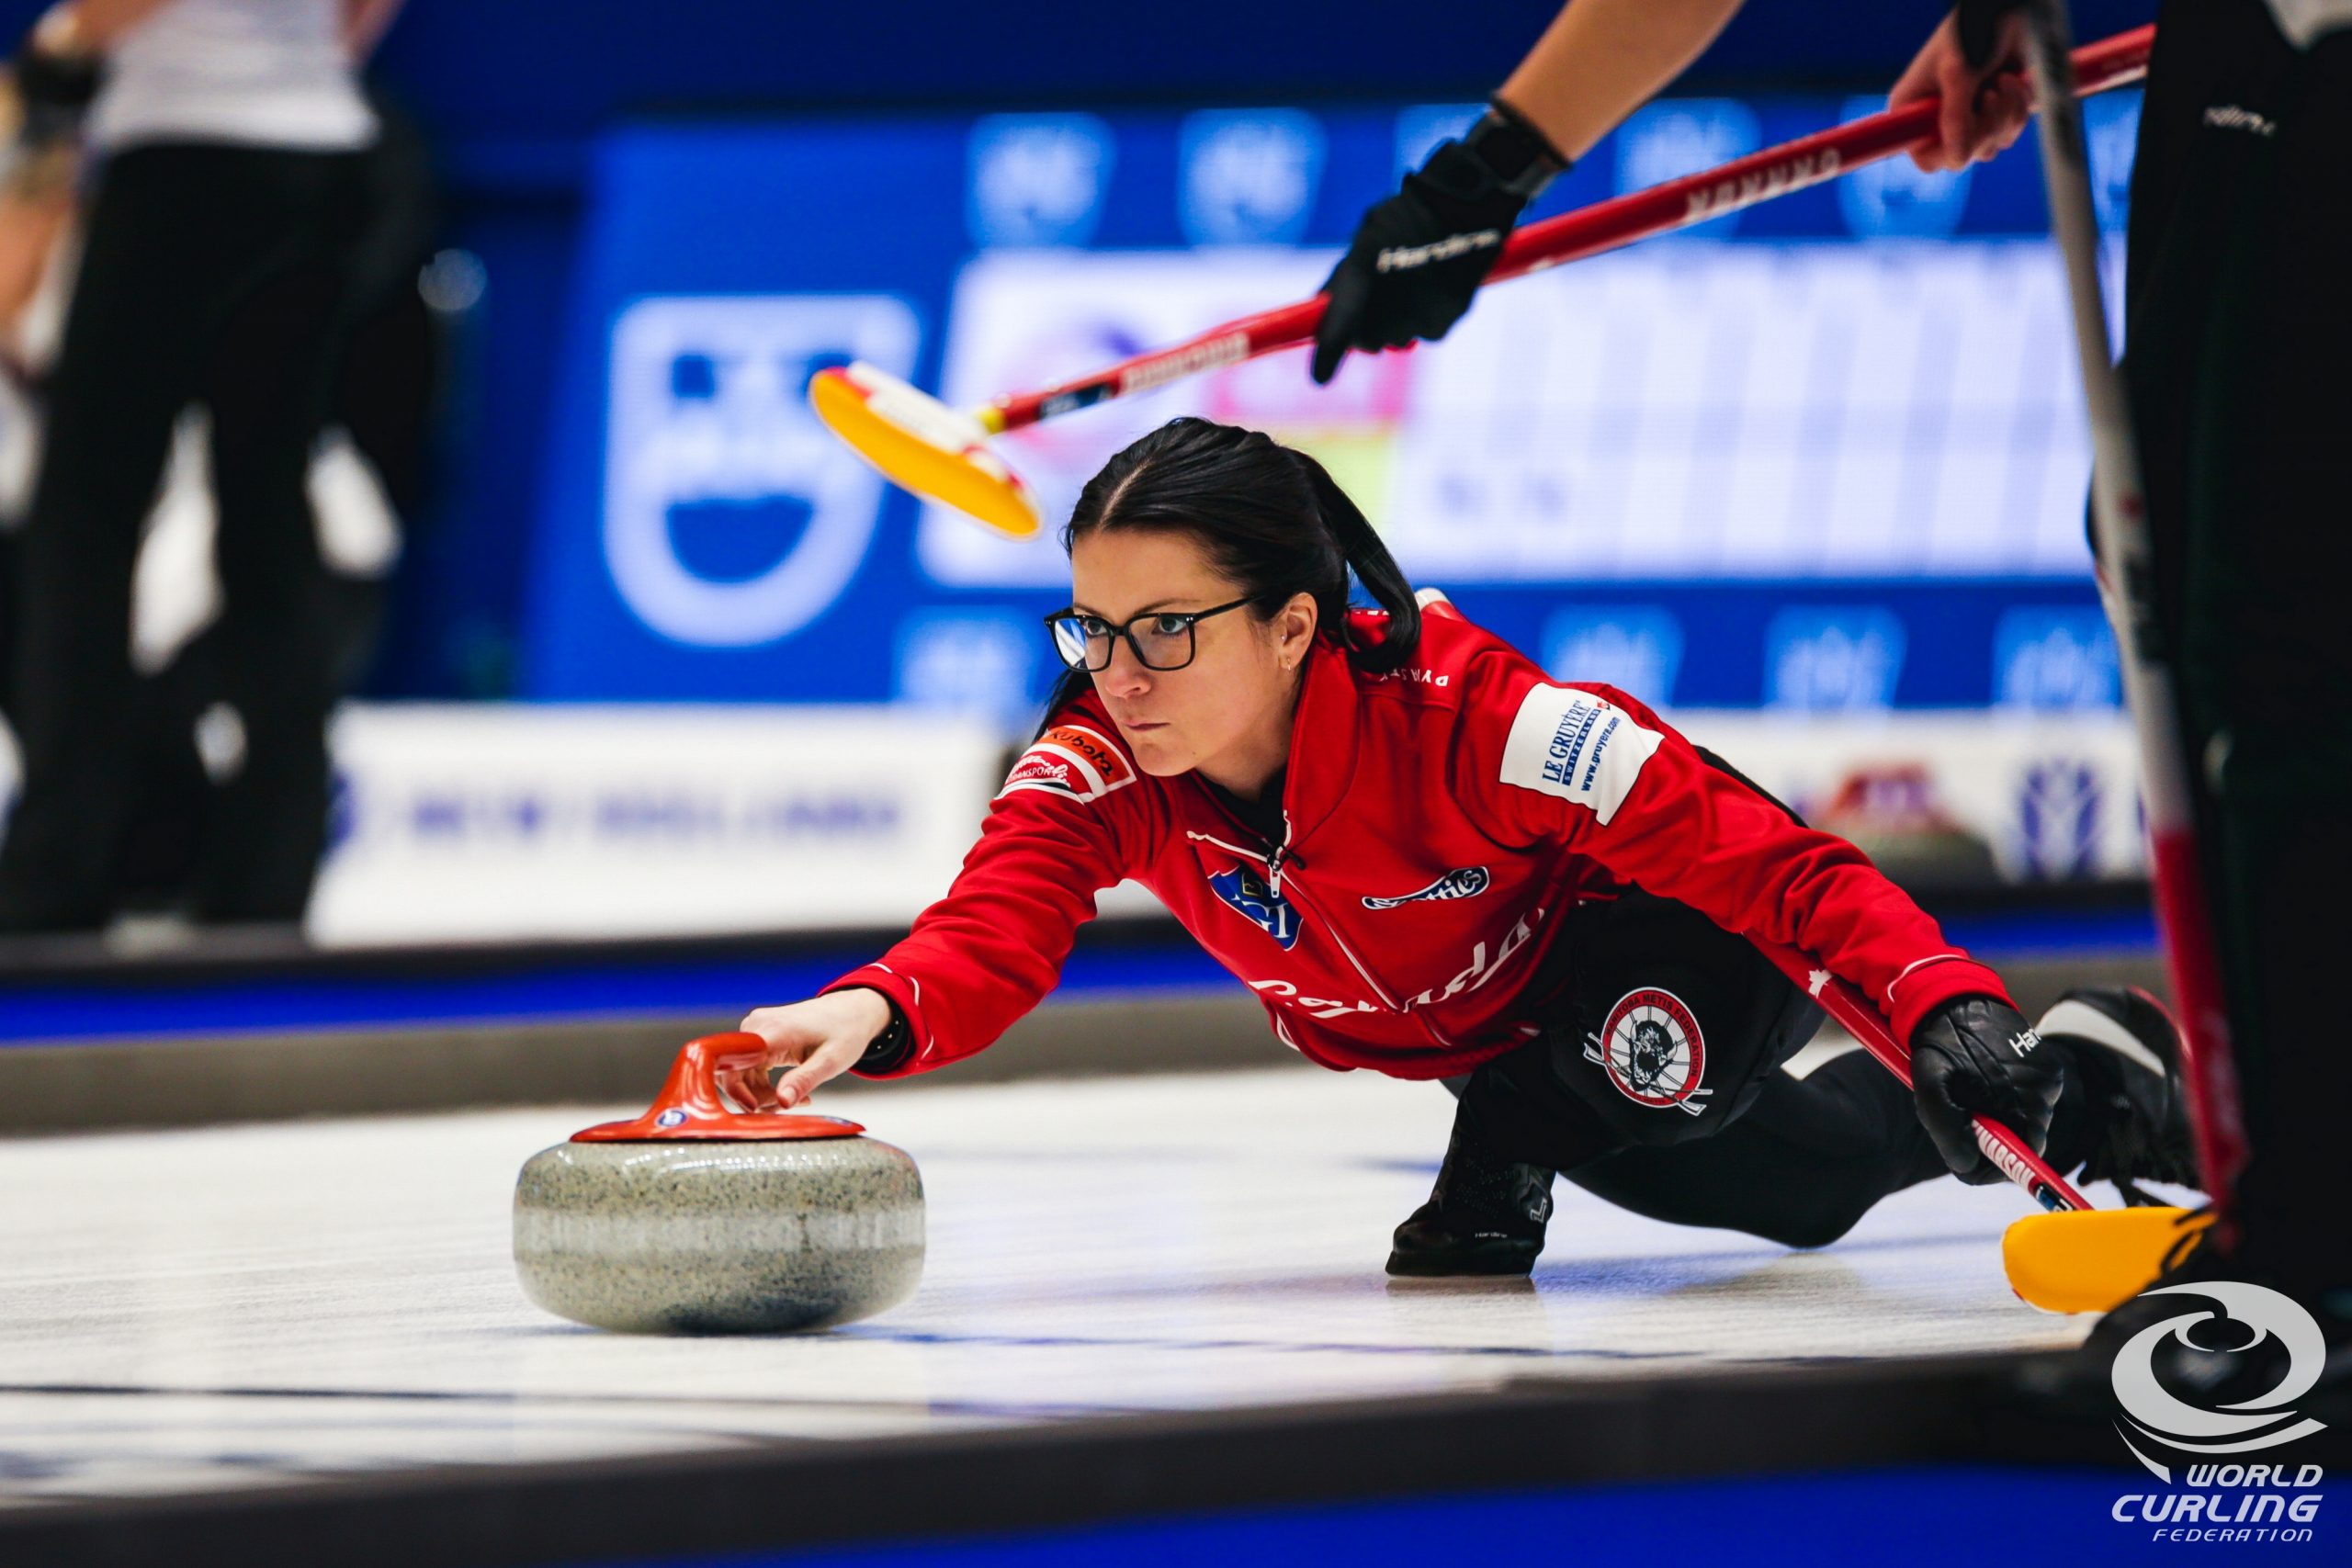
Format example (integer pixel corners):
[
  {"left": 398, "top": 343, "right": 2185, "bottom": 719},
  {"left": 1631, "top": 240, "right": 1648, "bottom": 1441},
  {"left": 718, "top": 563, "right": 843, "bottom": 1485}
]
[
  {"left": 2037, "top": 986, "right": 2201, "bottom": 1205},
  {"left": 1385, "top": 1122, "right": 1556, "bottom": 1278}
]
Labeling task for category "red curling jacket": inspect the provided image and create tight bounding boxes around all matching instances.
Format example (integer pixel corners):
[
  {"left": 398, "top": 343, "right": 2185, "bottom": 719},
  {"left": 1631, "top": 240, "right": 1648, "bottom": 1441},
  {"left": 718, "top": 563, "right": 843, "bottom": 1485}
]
[{"left": 824, "top": 600, "right": 2011, "bottom": 1082}]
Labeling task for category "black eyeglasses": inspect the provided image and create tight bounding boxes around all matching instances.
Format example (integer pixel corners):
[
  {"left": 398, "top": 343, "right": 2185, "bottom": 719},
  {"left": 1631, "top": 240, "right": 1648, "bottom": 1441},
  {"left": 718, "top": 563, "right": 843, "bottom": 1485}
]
[{"left": 1043, "top": 597, "right": 1254, "bottom": 672}]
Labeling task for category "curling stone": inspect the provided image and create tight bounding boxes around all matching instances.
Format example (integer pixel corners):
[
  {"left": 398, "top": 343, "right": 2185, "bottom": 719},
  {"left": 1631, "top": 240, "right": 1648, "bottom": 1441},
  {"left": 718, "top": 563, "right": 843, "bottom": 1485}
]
[{"left": 514, "top": 1032, "right": 922, "bottom": 1334}]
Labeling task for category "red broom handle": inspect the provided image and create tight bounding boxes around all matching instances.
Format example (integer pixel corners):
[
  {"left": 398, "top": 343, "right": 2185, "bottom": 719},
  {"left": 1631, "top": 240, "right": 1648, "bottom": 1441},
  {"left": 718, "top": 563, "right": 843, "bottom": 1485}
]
[{"left": 987, "top": 25, "right": 2154, "bottom": 434}]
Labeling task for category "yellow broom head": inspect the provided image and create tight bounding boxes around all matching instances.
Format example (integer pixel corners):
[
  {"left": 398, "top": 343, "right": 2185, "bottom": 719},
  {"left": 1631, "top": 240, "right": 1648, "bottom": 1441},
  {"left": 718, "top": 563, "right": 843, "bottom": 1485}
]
[
  {"left": 2003, "top": 1204, "right": 2212, "bottom": 1314},
  {"left": 808, "top": 361, "right": 1040, "bottom": 540}
]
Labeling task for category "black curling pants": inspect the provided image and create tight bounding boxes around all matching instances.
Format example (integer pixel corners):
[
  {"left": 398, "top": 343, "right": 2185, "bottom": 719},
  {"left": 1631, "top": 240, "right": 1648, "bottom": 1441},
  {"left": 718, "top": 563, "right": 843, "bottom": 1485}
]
[
  {"left": 1443, "top": 890, "right": 1950, "bottom": 1249},
  {"left": 1444, "top": 888, "right": 2103, "bottom": 1249},
  {"left": 0, "top": 144, "right": 369, "bottom": 931}
]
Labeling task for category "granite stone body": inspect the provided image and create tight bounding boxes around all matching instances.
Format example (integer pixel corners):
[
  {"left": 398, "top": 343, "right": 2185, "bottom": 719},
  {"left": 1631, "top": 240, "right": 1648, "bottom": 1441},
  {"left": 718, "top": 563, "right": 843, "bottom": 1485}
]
[{"left": 513, "top": 1135, "right": 924, "bottom": 1334}]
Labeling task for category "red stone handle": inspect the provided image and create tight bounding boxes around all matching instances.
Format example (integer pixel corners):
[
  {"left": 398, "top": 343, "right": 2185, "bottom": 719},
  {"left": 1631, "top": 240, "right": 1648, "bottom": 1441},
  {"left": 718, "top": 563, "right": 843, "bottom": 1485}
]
[{"left": 570, "top": 1032, "right": 867, "bottom": 1143}]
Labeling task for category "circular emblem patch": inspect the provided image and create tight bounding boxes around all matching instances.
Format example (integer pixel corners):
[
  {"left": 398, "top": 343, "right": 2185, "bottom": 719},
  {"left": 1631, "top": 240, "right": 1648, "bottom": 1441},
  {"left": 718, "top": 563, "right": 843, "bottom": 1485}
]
[{"left": 1598, "top": 987, "right": 1706, "bottom": 1109}]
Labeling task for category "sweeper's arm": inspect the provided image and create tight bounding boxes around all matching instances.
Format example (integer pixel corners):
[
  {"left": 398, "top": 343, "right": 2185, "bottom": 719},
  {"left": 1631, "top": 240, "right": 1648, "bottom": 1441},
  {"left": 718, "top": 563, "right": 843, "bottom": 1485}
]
[
  {"left": 1312, "top": 0, "right": 2044, "bottom": 382},
  {"left": 738, "top": 710, "right": 1150, "bottom": 1103},
  {"left": 1495, "top": 0, "right": 1749, "bottom": 163},
  {"left": 1311, "top": 0, "right": 1745, "bottom": 385},
  {"left": 27, "top": 0, "right": 173, "bottom": 49}
]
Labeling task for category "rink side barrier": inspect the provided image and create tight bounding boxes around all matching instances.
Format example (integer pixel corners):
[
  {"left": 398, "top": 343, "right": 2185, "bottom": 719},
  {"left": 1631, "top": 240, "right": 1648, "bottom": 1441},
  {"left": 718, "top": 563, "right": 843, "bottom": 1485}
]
[
  {"left": 0, "top": 901, "right": 2160, "bottom": 1134},
  {"left": 0, "top": 916, "right": 1277, "bottom": 1134},
  {"left": 0, "top": 703, "right": 2161, "bottom": 950}
]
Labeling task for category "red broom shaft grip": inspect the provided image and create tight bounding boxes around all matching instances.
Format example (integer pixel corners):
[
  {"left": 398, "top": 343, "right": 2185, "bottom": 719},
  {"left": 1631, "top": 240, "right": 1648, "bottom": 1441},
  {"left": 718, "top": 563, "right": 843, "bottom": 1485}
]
[{"left": 989, "top": 25, "right": 2154, "bottom": 434}]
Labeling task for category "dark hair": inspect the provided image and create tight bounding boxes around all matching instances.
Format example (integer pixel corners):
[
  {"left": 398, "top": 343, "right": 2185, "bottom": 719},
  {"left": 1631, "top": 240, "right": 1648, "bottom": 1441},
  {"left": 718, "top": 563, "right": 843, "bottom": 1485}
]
[{"left": 1037, "top": 417, "right": 1420, "bottom": 729}]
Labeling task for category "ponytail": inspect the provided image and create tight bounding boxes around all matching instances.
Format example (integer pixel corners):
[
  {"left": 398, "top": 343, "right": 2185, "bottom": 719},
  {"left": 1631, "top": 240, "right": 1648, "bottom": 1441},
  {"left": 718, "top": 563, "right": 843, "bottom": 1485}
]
[{"left": 1288, "top": 447, "right": 1419, "bottom": 675}]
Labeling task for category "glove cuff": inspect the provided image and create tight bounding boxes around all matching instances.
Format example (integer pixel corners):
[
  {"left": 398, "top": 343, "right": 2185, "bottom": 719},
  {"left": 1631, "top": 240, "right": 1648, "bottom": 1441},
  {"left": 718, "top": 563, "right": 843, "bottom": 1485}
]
[
  {"left": 1469, "top": 97, "right": 1571, "bottom": 199},
  {"left": 1954, "top": 0, "right": 2029, "bottom": 70},
  {"left": 820, "top": 971, "right": 926, "bottom": 1077},
  {"left": 1408, "top": 103, "right": 1568, "bottom": 220}
]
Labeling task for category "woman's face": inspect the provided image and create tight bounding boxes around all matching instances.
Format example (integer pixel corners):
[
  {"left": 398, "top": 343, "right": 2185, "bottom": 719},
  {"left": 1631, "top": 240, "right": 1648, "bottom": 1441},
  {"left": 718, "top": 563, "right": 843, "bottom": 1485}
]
[{"left": 1067, "top": 528, "right": 1315, "bottom": 784}]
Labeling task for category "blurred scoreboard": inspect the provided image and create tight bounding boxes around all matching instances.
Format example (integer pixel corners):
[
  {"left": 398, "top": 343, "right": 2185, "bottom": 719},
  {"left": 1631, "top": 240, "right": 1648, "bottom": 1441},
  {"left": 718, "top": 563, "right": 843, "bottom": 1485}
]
[{"left": 523, "top": 92, "right": 2145, "bottom": 721}]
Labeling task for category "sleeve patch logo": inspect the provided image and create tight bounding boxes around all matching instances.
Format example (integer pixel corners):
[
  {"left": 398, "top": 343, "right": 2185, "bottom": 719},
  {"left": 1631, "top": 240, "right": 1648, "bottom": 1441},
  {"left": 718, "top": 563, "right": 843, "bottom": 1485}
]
[
  {"left": 1498, "top": 685, "right": 1663, "bottom": 826},
  {"left": 998, "top": 722, "right": 1138, "bottom": 805},
  {"left": 1585, "top": 987, "right": 1712, "bottom": 1115},
  {"left": 1363, "top": 866, "right": 1490, "bottom": 909}
]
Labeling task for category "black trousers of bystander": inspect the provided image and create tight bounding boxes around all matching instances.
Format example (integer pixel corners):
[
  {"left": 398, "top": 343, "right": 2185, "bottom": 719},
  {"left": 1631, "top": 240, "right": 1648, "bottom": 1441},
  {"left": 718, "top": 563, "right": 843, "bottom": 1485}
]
[
  {"left": 0, "top": 143, "right": 369, "bottom": 931},
  {"left": 2120, "top": 0, "right": 2352, "bottom": 1297}
]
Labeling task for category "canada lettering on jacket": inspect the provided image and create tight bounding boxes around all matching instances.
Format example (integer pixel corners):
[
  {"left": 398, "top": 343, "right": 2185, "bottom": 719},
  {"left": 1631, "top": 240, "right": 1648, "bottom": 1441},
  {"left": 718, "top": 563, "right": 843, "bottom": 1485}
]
[
  {"left": 1408, "top": 909, "right": 1542, "bottom": 1009},
  {"left": 1242, "top": 910, "right": 1540, "bottom": 1020},
  {"left": 1248, "top": 977, "right": 1378, "bottom": 1021}
]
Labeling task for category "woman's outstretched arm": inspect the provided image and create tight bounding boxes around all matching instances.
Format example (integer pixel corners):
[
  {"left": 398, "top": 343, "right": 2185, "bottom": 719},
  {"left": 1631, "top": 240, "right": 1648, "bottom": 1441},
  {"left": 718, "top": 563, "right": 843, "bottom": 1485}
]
[{"left": 740, "top": 713, "right": 1152, "bottom": 1100}]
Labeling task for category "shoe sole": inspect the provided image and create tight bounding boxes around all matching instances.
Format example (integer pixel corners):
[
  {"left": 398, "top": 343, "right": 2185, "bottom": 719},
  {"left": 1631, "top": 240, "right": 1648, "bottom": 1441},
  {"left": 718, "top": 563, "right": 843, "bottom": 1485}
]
[
  {"left": 2037, "top": 990, "right": 2174, "bottom": 1078},
  {"left": 1385, "top": 1240, "right": 1540, "bottom": 1279}
]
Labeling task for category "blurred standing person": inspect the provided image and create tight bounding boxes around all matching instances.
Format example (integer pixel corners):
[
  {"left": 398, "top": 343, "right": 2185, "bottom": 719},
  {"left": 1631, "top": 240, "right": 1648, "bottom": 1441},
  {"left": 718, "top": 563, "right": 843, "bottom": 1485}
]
[
  {"left": 0, "top": 0, "right": 401, "bottom": 935},
  {"left": 1898, "top": 0, "right": 2352, "bottom": 1383}
]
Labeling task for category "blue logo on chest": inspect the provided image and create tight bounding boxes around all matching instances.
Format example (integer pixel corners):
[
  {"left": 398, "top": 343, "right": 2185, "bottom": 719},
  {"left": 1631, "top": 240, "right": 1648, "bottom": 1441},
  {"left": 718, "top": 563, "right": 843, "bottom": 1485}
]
[{"left": 1207, "top": 864, "right": 1303, "bottom": 950}]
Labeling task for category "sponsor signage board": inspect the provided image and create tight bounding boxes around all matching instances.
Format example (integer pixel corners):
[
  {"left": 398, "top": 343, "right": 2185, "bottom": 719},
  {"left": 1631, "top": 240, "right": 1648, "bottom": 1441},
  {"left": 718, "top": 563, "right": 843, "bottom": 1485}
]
[
  {"left": 305, "top": 705, "right": 1002, "bottom": 944},
  {"left": 523, "top": 97, "right": 2140, "bottom": 719}
]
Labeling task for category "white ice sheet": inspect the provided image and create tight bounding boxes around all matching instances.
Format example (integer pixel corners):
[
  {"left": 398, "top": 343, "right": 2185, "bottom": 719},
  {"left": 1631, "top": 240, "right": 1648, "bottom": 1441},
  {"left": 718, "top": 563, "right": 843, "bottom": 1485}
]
[{"left": 0, "top": 1058, "right": 2087, "bottom": 1506}]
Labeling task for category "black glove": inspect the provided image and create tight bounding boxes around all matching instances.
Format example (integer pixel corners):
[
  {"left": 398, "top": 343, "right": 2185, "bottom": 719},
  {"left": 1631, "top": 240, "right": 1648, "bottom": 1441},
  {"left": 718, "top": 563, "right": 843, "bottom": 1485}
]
[
  {"left": 1309, "top": 101, "right": 1567, "bottom": 386},
  {"left": 1910, "top": 994, "right": 2064, "bottom": 1184}
]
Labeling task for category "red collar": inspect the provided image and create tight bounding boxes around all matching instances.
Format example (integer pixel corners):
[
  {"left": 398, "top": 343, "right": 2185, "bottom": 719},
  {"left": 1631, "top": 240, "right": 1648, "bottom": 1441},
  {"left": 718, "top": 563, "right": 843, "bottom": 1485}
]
[
  {"left": 1162, "top": 635, "right": 1368, "bottom": 853},
  {"left": 1272, "top": 636, "right": 1363, "bottom": 852}
]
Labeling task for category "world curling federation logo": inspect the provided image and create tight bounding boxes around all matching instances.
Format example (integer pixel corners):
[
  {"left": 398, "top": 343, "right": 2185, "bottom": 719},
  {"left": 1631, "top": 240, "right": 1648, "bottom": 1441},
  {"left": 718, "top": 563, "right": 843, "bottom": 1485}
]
[
  {"left": 1585, "top": 987, "right": 1711, "bottom": 1115},
  {"left": 2112, "top": 1281, "right": 2330, "bottom": 1474},
  {"left": 2107, "top": 1280, "right": 2331, "bottom": 1543}
]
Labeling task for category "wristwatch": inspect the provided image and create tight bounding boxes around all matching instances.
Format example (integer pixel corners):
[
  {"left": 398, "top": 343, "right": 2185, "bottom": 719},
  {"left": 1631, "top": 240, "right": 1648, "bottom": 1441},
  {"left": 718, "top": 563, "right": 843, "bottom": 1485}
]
[{"left": 858, "top": 999, "right": 912, "bottom": 1074}]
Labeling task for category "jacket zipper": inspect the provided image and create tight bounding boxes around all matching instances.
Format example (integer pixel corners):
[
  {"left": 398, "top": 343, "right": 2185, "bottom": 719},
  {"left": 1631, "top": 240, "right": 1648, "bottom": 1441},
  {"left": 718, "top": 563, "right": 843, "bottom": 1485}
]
[
  {"left": 1184, "top": 804, "right": 1450, "bottom": 1045},
  {"left": 1274, "top": 872, "right": 1414, "bottom": 1017}
]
